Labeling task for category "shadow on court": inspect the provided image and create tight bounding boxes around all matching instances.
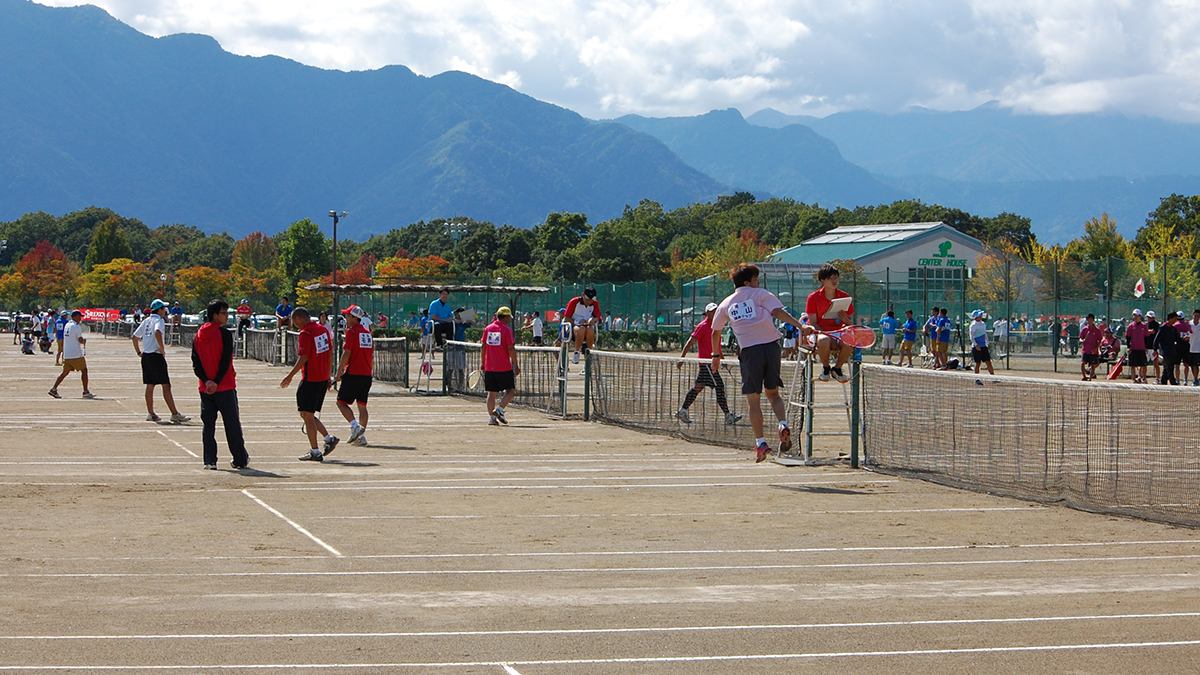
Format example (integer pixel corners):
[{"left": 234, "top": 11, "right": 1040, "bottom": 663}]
[
  {"left": 232, "top": 468, "right": 289, "bottom": 478},
  {"left": 772, "top": 483, "right": 871, "bottom": 496}
]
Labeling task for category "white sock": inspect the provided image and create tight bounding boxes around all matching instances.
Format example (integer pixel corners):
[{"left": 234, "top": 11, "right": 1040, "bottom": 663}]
[
  {"left": 350, "top": 420, "right": 361, "bottom": 430},
  {"left": 310, "top": 447, "right": 320, "bottom": 454},
  {"left": 323, "top": 434, "right": 332, "bottom": 443},
  {"left": 756, "top": 437, "right": 766, "bottom": 446},
  {"left": 779, "top": 421, "right": 788, "bottom": 429},
  {"left": 497, "top": 406, "right": 505, "bottom": 413}
]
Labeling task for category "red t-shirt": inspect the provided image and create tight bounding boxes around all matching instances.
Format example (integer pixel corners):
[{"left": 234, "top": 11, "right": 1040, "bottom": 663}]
[
  {"left": 805, "top": 288, "right": 853, "bottom": 332},
  {"left": 343, "top": 323, "right": 374, "bottom": 376},
  {"left": 482, "top": 320, "right": 515, "bottom": 372},
  {"left": 565, "top": 297, "right": 602, "bottom": 323},
  {"left": 236, "top": 304, "right": 252, "bottom": 317},
  {"left": 690, "top": 317, "right": 715, "bottom": 359},
  {"left": 298, "top": 322, "right": 333, "bottom": 382},
  {"left": 1080, "top": 323, "right": 1102, "bottom": 355}
]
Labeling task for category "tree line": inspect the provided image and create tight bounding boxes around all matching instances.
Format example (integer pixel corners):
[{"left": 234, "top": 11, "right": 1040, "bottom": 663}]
[{"left": 3, "top": 193, "right": 1196, "bottom": 311}]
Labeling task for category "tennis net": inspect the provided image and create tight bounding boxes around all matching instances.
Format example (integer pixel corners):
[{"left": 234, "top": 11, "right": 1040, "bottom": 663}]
[
  {"left": 588, "top": 349, "right": 805, "bottom": 449},
  {"left": 243, "top": 329, "right": 278, "bottom": 364},
  {"left": 442, "top": 340, "right": 572, "bottom": 416},
  {"left": 373, "top": 336, "right": 409, "bottom": 387},
  {"left": 861, "top": 364, "right": 1200, "bottom": 527}
]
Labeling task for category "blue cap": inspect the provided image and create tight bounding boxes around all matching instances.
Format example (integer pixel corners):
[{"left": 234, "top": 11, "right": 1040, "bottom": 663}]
[{"left": 149, "top": 299, "right": 168, "bottom": 311}]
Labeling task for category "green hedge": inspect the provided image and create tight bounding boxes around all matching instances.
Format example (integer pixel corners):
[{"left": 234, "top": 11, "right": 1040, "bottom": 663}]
[{"left": 370, "top": 327, "right": 686, "bottom": 352}]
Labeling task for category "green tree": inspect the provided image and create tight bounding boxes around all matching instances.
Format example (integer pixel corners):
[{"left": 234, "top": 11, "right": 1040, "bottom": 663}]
[
  {"left": 1077, "top": 213, "right": 1133, "bottom": 260},
  {"left": 1135, "top": 193, "right": 1200, "bottom": 256},
  {"left": 278, "top": 219, "right": 330, "bottom": 285},
  {"left": 84, "top": 218, "right": 134, "bottom": 271}
]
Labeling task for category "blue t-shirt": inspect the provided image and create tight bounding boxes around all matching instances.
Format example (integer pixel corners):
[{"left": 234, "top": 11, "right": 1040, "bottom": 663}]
[
  {"left": 925, "top": 316, "right": 938, "bottom": 339},
  {"left": 880, "top": 317, "right": 898, "bottom": 335},
  {"left": 429, "top": 299, "right": 453, "bottom": 322},
  {"left": 783, "top": 324, "right": 798, "bottom": 339},
  {"left": 902, "top": 318, "right": 918, "bottom": 342},
  {"left": 170, "top": 306, "right": 183, "bottom": 317},
  {"left": 419, "top": 316, "right": 430, "bottom": 335},
  {"left": 275, "top": 304, "right": 293, "bottom": 318},
  {"left": 453, "top": 321, "right": 468, "bottom": 342},
  {"left": 55, "top": 316, "right": 68, "bottom": 339},
  {"left": 937, "top": 317, "right": 952, "bottom": 342}
]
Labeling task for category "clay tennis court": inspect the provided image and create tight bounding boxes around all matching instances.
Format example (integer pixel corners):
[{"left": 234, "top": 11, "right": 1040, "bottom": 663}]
[{"left": 3, "top": 332, "right": 1200, "bottom": 674}]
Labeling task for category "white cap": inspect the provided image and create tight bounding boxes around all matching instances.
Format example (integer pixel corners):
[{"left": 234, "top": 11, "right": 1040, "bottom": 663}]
[
  {"left": 704, "top": 302, "right": 718, "bottom": 313},
  {"left": 1147, "top": 310, "right": 1156, "bottom": 318},
  {"left": 1132, "top": 308, "right": 1143, "bottom": 316},
  {"left": 971, "top": 309, "right": 984, "bottom": 319}
]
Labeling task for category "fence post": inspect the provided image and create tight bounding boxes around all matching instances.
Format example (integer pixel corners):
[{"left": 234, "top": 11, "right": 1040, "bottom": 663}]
[
  {"left": 559, "top": 341, "right": 569, "bottom": 419},
  {"left": 850, "top": 359, "right": 860, "bottom": 469},
  {"left": 1163, "top": 255, "right": 1169, "bottom": 319},
  {"left": 960, "top": 266, "right": 967, "bottom": 360},
  {"left": 885, "top": 268, "right": 891, "bottom": 314},
  {"left": 1053, "top": 259, "right": 1059, "bottom": 373},
  {"left": 583, "top": 352, "right": 592, "bottom": 421},
  {"left": 1004, "top": 256, "right": 1012, "bottom": 370},
  {"left": 1106, "top": 256, "right": 1112, "bottom": 326}
]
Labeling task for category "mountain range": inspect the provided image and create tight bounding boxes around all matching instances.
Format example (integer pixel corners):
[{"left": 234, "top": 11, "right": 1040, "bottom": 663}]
[{"left": 4, "top": 0, "right": 1200, "bottom": 244}]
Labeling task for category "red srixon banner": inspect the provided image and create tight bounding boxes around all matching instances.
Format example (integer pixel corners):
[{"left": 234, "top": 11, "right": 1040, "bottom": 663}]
[{"left": 81, "top": 309, "right": 120, "bottom": 322}]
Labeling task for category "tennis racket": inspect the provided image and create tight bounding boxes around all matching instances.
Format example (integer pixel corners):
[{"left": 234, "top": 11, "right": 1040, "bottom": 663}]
[
  {"left": 817, "top": 325, "right": 877, "bottom": 348},
  {"left": 1106, "top": 355, "right": 1125, "bottom": 381},
  {"left": 467, "top": 370, "right": 483, "bottom": 388}
]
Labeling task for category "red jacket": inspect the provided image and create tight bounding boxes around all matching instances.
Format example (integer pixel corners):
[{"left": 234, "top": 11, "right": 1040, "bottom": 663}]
[{"left": 191, "top": 322, "right": 236, "bottom": 392}]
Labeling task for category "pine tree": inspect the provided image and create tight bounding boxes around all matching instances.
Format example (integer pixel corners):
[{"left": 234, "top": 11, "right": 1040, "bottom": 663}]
[{"left": 83, "top": 217, "right": 134, "bottom": 271}]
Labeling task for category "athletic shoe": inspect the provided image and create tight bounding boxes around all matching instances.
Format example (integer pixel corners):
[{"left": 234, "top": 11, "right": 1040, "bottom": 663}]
[
  {"left": 47, "top": 389, "right": 61, "bottom": 399},
  {"left": 488, "top": 415, "right": 500, "bottom": 426},
  {"left": 170, "top": 413, "right": 191, "bottom": 424},
  {"left": 905, "top": 363, "right": 913, "bottom": 368},
  {"left": 832, "top": 367, "right": 849, "bottom": 383},
  {"left": 146, "top": 413, "right": 161, "bottom": 422},
  {"left": 298, "top": 451, "right": 324, "bottom": 461},
  {"left": 581, "top": 346, "right": 590, "bottom": 356},
  {"left": 351, "top": 435, "right": 368, "bottom": 446},
  {"left": 572, "top": 351, "right": 580, "bottom": 364},
  {"left": 81, "top": 391, "right": 96, "bottom": 399},
  {"left": 755, "top": 441, "right": 771, "bottom": 463},
  {"left": 778, "top": 423, "right": 792, "bottom": 454},
  {"left": 348, "top": 425, "right": 366, "bottom": 443},
  {"left": 725, "top": 412, "right": 743, "bottom": 425},
  {"left": 493, "top": 407, "right": 508, "bottom": 425},
  {"left": 203, "top": 464, "right": 217, "bottom": 470},
  {"left": 675, "top": 408, "right": 691, "bottom": 424},
  {"left": 322, "top": 436, "right": 340, "bottom": 457},
  {"left": 230, "top": 461, "right": 247, "bottom": 470},
  {"left": 819, "top": 366, "right": 831, "bottom": 382}
]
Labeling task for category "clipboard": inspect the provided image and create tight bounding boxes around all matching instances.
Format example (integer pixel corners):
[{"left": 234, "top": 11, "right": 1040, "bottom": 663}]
[{"left": 823, "top": 296, "right": 852, "bottom": 320}]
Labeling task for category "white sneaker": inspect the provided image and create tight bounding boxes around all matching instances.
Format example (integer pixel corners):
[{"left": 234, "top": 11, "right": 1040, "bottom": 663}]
[
  {"left": 675, "top": 409, "right": 691, "bottom": 424},
  {"left": 146, "top": 413, "right": 161, "bottom": 422},
  {"left": 573, "top": 351, "right": 580, "bottom": 364},
  {"left": 488, "top": 415, "right": 500, "bottom": 426},
  {"left": 351, "top": 435, "right": 368, "bottom": 446},
  {"left": 348, "top": 425, "right": 366, "bottom": 443},
  {"left": 493, "top": 407, "right": 508, "bottom": 425},
  {"left": 725, "top": 412, "right": 743, "bottom": 425},
  {"left": 170, "top": 413, "right": 190, "bottom": 424}
]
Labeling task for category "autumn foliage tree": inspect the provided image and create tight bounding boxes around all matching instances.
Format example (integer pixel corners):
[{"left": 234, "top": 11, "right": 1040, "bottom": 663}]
[
  {"left": 230, "top": 232, "right": 287, "bottom": 303},
  {"left": 77, "top": 259, "right": 156, "bottom": 306},
  {"left": 375, "top": 254, "right": 452, "bottom": 279},
  {"left": 174, "top": 266, "right": 232, "bottom": 307},
  {"left": 0, "top": 241, "right": 79, "bottom": 307}
]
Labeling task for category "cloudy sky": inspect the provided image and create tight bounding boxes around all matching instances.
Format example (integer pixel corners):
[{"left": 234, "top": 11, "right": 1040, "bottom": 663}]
[{"left": 39, "top": 0, "right": 1200, "bottom": 121}]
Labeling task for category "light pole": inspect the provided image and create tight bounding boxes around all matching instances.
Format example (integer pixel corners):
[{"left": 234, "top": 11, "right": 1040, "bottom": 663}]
[
  {"left": 159, "top": 274, "right": 167, "bottom": 298},
  {"left": 329, "top": 211, "right": 347, "bottom": 368},
  {"left": 446, "top": 221, "right": 469, "bottom": 248}
]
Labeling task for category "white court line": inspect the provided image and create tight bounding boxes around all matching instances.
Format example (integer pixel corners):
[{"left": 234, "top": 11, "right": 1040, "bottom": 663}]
[
  {"left": 156, "top": 430, "right": 199, "bottom": 458},
  {"left": 9, "top": 552, "right": 1200, "bottom": 578},
  {"left": 4, "top": 610, "right": 1199, "bottom": 640},
  {"left": 240, "top": 490, "right": 342, "bottom": 558},
  {"left": 228, "top": 479, "right": 896, "bottom": 492},
  {"left": 241, "top": 472, "right": 867, "bottom": 486},
  {"left": 321, "top": 504, "right": 1041, "bottom": 521},
  {"left": 500, "top": 666, "right": 521, "bottom": 675},
  {"left": 4, "top": 639, "right": 1200, "bottom": 669}
]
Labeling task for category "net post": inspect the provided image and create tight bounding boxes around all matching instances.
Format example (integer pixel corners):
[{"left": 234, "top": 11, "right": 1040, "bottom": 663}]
[
  {"left": 559, "top": 341, "right": 569, "bottom": 418},
  {"left": 850, "top": 359, "right": 861, "bottom": 469},
  {"left": 804, "top": 352, "right": 815, "bottom": 463},
  {"left": 583, "top": 352, "right": 592, "bottom": 421},
  {"left": 403, "top": 336, "right": 410, "bottom": 388}
]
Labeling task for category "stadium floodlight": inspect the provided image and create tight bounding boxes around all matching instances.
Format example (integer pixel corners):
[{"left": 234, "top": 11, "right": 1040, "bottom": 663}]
[{"left": 446, "top": 221, "right": 470, "bottom": 247}]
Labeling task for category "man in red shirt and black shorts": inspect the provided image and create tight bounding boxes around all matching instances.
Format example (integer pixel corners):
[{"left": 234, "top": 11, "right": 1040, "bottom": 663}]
[
  {"left": 482, "top": 306, "right": 521, "bottom": 425},
  {"left": 281, "top": 307, "right": 339, "bottom": 461},
  {"left": 335, "top": 304, "right": 373, "bottom": 447},
  {"left": 804, "top": 264, "right": 855, "bottom": 383}
]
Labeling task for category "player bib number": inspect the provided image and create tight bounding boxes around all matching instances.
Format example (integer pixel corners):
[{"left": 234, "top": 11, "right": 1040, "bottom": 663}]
[
  {"left": 314, "top": 333, "right": 330, "bottom": 354},
  {"left": 728, "top": 301, "right": 757, "bottom": 323},
  {"left": 486, "top": 331, "right": 503, "bottom": 346},
  {"left": 358, "top": 332, "right": 373, "bottom": 349}
]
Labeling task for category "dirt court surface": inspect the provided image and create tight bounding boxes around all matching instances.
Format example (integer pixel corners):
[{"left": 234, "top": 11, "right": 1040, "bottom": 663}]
[{"left": 4, "top": 331, "right": 1200, "bottom": 674}]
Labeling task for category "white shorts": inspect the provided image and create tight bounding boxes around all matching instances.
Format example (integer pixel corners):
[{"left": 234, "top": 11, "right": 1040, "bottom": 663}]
[
  {"left": 782, "top": 338, "right": 797, "bottom": 349},
  {"left": 881, "top": 334, "right": 896, "bottom": 350}
]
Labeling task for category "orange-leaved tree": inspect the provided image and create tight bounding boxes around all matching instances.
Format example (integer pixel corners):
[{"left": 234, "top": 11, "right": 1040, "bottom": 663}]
[
  {"left": 174, "top": 266, "right": 232, "bottom": 307},
  {"left": 375, "top": 254, "right": 451, "bottom": 280}
]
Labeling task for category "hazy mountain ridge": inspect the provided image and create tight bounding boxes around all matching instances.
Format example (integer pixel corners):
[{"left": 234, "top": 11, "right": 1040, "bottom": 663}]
[{"left": 0, "top": 0, "right": 724, "bottom": 238}]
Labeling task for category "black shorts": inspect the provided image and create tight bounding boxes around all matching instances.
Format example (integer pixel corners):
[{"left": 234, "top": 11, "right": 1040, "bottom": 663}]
[
  {"left": 694, "top": 364, "right": 724, "bottom": 389},
  {"left": 141, "top": 351, "right": 170, "bottom": 385},
  {"left": 484, "top": 370, "right": 515, "bottom": 392},
  {"left": 433, "top": 322, "right": 453, "bottom": 345},
  {"left": 1128, "top": 349, "right": 1147, "bottom": 368},
  {"left": 971, "top": 346, "right": 991, "bottom": 363},
  {"left": 297, "top": 379, "right": 329, "bottom": 413},
  {"left": 1189, "top": 352, "right": 1200, "bottom": 368},
  {"left": 738, "top": 341, "right": 783, "bottom": 395},
  {"left": 1082, "top": 353, "right": 1101, "bottom": 366},
  {"left": 532, "top": 335, "right": 543, "bottom": 346},
  {"left": 337, "top": 373, "right": 372, "bottom": 405}
]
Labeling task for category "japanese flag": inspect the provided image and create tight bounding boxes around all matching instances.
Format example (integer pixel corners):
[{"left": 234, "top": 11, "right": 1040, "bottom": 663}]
[{"left": 1134, "top": 278, "right": 1146, "bottom": 298}]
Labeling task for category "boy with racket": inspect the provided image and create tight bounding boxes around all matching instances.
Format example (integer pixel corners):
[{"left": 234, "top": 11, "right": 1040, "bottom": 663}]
[
  {"left": 711, "top": 263, "right": 807, "bottom": 463},
  {"left": 482, "top": 306, "right": 521, "bottom": 425},
  {"left": 280, "top": 307, "right": 338, "bottom": 461},
  {"left": 334, "top": 305, "right": 373, "bottom": 447},
  {"left": 675, "top": 302, "right": 742, "bottom": 426},
  {"left": 805, "top": 264, "right": 856, "bottom": 383}
]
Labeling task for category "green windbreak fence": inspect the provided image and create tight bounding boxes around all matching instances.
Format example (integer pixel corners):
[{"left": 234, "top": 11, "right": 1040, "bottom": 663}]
[
  {"left": 335, "top": 280, "right": 659, "bottom": 329},
  {"left": 682, "top": 256, "right": 1200, "bottom": 373}
]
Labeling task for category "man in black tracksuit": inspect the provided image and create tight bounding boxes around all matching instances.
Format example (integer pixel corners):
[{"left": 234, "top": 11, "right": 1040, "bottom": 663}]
[{"left": 1154, "top": 312, "right": 1181, "bottom": 386}]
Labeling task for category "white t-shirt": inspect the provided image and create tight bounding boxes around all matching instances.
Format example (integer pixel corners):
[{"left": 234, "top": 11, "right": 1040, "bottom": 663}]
[
  {"left": 133, "top": 314, "right": 165, "bottom": 354},
  {"left": 62, "top": 321, "right": 85, "bottom": 359},
  {"left": 711, "top": 286, "right": 785, "bottom": 349},
  {"left": 970, "top": 320, "right": 988, "bottom": 348},
  {"left": 31, "top": 315, "right": 44, "bottom": 331},
  {"left": 532, "top": 317, "right": 544, "bottom": 338},
  {"left": 994, "top": 319, "right": 1008, "bottom": 337},
  {"left": 1191, "top": 320, "right": 1200, "bottom": 354}
]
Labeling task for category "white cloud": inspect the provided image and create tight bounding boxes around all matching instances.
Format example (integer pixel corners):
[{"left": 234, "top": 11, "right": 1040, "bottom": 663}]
[{"left": 34, "top": 0, "right": 1200, "bottom": 120}]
